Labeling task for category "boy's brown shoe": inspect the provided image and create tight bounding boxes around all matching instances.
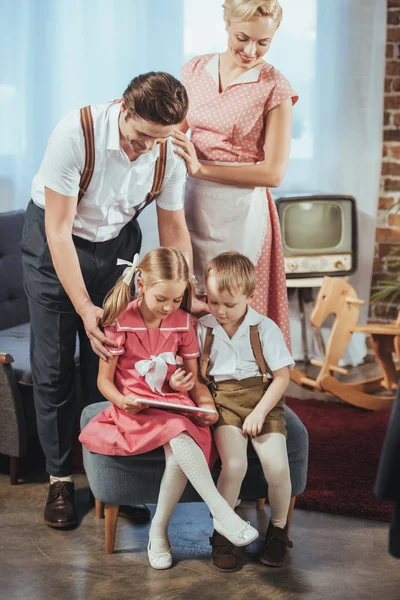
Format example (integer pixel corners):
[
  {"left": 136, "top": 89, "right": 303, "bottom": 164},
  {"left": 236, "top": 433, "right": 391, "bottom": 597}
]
[
  {"left": 210, "top": 530, "right": 238, "bottom": 572},
  {"left": 260, "top": 521, "right": 293, "bottom": 567}
]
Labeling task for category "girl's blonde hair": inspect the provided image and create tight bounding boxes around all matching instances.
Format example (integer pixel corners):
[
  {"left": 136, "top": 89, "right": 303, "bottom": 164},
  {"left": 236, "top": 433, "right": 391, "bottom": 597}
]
[
  {"left": 204, "top": 251, "right": 256, "bottom": 297},
  {"left": 101, "top": 247, "right": 193, "bottom": 327},
  {"left": 223, "top": 0, "right": 283, "bottom": 27}
]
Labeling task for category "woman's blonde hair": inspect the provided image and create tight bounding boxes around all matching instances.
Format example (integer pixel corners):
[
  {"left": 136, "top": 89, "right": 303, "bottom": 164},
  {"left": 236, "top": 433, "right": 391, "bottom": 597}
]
[
  {"left": 101, "top": 247, "right": 193, "bottom": 327},
  {"left": 223, "top": 0, "right": 282, "bottom": 27},
  {"left": 204, "top": 251, "right": 257, "bottom": 297}
]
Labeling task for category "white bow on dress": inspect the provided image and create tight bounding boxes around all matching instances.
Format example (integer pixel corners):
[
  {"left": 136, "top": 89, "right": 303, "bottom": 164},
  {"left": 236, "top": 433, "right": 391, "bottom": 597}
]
[{"left": 135, "top": 352, "right": 176, "bottom": 395}]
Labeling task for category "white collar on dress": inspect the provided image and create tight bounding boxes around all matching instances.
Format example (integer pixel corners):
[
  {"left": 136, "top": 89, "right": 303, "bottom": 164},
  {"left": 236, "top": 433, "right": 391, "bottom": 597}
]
[{"left": 205, "top": 53, "right": 264, "bottom": 90}]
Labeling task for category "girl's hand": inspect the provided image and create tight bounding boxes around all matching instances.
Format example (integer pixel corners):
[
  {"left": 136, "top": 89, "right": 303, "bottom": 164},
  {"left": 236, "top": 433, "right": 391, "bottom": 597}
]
[
  {"left": 242, "top": 407, "right": 267, "bottom": 438},
  {"left": 191, "top": 407, "right": 219, "bottom": 427},
  {"left": 170, "top": 368, "right": 195, "bottom": 392},
  {"left": 118, "top": 395, "right": 149, "bottom": 415},
  {"left": 172, "top": 131, "right": 202, "bottom": 177}
]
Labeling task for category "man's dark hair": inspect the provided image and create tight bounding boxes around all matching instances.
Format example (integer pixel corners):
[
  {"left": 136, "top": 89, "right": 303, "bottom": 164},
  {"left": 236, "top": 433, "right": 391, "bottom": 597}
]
[{"left": 123, "top": 72, "right": 188, "bottom": 125}]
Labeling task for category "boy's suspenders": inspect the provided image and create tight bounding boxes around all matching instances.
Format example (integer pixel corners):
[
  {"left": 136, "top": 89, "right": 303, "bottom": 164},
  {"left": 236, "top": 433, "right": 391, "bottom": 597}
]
[
  {"left": 77, "top": 103, "right": 167, "bottom": 214},
  {"left": 200, "top": 324, "right": 270, "bottom": 385}
]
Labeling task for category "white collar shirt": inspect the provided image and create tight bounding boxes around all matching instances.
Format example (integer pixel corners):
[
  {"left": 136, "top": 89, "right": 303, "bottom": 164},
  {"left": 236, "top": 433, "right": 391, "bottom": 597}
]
[
  {"left": 31, "top": 102, "right": 187, "bottom": 242},
  {"left": 197, "top": 306, "right": 294, "bottom": 382}
]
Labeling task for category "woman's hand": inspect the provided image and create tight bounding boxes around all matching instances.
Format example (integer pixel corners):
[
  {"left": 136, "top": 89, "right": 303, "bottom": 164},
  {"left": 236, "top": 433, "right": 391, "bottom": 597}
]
[
  {"left": 172, "top": 131, "right": 203, "bottom": 177},
  {"left": 118, "top": 395, "right": 149, "bottom": 415},
  {"left": 170, "top": 367, "right": 195, "bottom": 392},
  {"left": 242, "top": 406, "right": 267, "bottom": 438}
]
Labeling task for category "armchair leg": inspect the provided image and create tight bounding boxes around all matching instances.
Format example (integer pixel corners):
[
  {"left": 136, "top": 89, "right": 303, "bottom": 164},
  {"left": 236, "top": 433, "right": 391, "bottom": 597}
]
[
  {"left": 95, "top": 499, "right": 105, "bottom": 519},
  {"left": 10, "top": 456, "right": 19, "bottom": 485},
  {"left": 104, "top": 504, "right": 119, "bottom": 554},
  {"left": 257, "top": 498, "right": 266, "bottom": 510}
]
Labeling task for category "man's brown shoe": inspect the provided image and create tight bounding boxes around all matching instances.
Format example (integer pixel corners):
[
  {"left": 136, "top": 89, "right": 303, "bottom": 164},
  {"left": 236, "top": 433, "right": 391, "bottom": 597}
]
[
  {"left": 260, "top": 521, "right": 293, "bottom": 567},
  {"left": 210, "top": 530, "right": 238, "bottom": 572},
  {"left": 44, "top": 481, "right": 77, "bottom": 529}
]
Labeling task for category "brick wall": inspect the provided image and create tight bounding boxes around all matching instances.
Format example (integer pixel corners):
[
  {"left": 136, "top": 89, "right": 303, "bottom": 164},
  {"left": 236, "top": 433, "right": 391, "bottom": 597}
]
[{"left": 371, "top": 0, "right": 400, "bottom": 320}]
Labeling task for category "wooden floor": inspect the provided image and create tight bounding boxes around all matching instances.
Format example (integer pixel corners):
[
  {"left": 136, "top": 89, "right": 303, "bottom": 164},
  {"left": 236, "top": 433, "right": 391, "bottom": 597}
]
[
  {"left": 1, "top": 360, "right": 399, "bottom": 600},
  {"left": 0, "top": 472, "right": 399, "bottom": 600}
]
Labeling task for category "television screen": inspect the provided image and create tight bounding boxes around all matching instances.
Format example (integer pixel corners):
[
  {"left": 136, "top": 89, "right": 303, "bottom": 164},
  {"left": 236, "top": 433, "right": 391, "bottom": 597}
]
[
  {"left": 276, "top": 195, "right": 358, "bottom": 279},
  {"left": 284, "top": 202, "right": 343, "bottom": 251}
]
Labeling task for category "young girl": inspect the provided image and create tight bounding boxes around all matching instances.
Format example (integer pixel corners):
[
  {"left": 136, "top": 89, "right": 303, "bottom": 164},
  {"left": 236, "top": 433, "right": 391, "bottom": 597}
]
[
  {"left": 79, "top": 247, "right": 258, "bottom": 569},
  {"left": 197, "top": 252, "right": 294, "bottom": 571}
]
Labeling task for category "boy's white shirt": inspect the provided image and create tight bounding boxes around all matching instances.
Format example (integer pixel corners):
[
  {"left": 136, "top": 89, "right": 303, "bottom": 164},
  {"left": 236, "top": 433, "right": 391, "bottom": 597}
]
[{"left": 197, "top": 306, "right": 295, "bottom": 382}]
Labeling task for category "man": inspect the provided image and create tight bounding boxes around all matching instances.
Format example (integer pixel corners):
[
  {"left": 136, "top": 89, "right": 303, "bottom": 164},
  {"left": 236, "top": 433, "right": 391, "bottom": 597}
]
[{"left": 21, "top": 72, "right": 197, "bottom": 529}]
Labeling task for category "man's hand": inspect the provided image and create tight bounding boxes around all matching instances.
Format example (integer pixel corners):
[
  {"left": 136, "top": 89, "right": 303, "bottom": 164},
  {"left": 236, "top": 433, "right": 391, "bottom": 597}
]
[
  {"left": 170, "top": 367, "right": 195, "bottom": 392},
  {"left": 117, "top": 395, "right": 149, "bottom": 415},
  {"left": 242, "top": 406, "right": 267, "bottom": 438},
  {"left": 79, "top": 303, "right": 117, "bottom": 361},
  {"left": 190, "top": 296, "right": 209, "bottom": 317}
]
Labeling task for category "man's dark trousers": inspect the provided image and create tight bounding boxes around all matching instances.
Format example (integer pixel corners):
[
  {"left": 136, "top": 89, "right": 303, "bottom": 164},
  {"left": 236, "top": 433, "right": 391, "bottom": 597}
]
[{"left": 21, "top": 200, "right": 142, "bottom": 476}]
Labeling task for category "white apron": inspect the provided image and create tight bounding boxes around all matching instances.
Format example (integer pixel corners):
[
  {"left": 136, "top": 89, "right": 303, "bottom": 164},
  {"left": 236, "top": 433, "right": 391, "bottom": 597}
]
[{"left": 184, "top": 163, "right": 268, "bottom": 293}]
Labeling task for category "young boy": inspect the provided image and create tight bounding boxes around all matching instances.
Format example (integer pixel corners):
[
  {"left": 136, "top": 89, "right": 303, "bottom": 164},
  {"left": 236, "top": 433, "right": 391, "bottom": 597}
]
[{"left": 197, "top": 251, "right": 295, "bottom": 571}]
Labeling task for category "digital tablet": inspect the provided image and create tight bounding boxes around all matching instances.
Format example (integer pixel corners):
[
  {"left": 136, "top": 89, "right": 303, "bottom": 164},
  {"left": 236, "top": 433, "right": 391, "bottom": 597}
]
[{"left": 135, "top": 398, "right": 216, "bottom": 414}]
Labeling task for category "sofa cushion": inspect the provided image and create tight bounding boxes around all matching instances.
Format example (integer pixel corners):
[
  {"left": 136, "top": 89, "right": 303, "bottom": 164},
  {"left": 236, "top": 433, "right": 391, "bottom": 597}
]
[
  {"left": 0, "top": 210, "right": 29, "bottom": 330},
  {"left": 0, "top": 322, "right": 80, "bottom": 386}
]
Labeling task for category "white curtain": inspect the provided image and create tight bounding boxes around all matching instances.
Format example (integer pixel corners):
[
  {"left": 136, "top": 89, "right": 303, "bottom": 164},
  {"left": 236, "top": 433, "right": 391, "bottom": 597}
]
[
  {"left": 280, "top": 0, "right": 387, "bottom": 364},
  {"left": 0, "top": 0, "right": 184, "bottom": 251}
]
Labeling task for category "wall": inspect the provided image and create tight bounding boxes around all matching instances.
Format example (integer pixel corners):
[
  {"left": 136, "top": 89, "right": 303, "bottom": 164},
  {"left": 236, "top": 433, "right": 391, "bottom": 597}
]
[{"left": 372, "top": 0, "right": 400, "bottom": 320}]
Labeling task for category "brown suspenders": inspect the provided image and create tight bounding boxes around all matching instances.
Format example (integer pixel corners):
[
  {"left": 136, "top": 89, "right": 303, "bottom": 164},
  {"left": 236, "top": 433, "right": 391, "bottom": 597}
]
[
  {"left": 78, "top": 106, "right": 95, "bottom": 203},
  {"left": 78, "top": 104, "right": 167, "bottom": 215},
  {"left": 200, "top": 324, "right": 270, "bottom": 385}
]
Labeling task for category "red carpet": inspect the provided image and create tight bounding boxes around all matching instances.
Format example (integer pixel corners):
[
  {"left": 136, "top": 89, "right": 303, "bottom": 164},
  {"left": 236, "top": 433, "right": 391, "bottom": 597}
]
[{"left": 287, "top": 397, "right": 393, "bottom": 522}]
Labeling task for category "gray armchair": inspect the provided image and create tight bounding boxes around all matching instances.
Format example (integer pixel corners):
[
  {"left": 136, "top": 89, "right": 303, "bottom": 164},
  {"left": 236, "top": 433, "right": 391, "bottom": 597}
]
[{"left": 81, "top": 401, "right": 309, "bottom": 553}]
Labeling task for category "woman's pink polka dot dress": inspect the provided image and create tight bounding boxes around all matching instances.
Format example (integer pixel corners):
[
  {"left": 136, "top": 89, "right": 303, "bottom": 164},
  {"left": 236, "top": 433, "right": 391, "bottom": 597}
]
[{"left": 182, "top": 53, "right": 298, "bottom": 348}]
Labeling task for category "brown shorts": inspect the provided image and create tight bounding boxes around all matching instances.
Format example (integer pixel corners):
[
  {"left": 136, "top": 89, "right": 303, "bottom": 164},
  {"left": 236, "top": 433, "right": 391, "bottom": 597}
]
[{"left": 211, "top": 376, "right": 287, "bottom": 437}]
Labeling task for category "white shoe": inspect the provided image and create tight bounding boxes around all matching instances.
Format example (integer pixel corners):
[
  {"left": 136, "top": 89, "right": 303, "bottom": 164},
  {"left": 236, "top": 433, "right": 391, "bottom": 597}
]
[
  {"left": 213, "top": 518, "right": 259, "bottom": 547},
  {"left": 147, "top": 540, "right": 173, "bottom": 570}
]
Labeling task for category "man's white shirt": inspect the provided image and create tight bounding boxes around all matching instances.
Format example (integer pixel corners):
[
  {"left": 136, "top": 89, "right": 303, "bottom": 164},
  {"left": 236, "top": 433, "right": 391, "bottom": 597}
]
[
  {"left": 197, "top": 306, "right": 295, "bottom": 382},
  {"left": 31, "top": 102, "right": 187, "bottom": 242}
]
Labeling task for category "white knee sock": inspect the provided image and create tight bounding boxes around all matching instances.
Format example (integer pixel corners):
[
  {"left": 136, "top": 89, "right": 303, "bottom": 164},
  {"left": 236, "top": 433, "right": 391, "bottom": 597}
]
[
  {"left": 252, "top": 432, "right": 291, "bottom": 529},
  {"left": 213, "top": 425, "right": 248, "bottom": 508},
  {"left": 168, "top": 432, "right": 248, "bottom": 534},
  {"left": 150, "top": 444, "right": 188, "bottom": 553}
]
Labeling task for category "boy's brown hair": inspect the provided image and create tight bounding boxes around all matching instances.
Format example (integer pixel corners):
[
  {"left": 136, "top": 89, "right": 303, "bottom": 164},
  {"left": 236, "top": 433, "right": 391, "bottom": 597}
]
[{"left": 204, "top": 251, "right": 256, "bottom": 297}]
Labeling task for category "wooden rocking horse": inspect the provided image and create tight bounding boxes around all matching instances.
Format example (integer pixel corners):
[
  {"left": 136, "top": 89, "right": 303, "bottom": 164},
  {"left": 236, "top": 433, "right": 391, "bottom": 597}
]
[{"left": 290, "top": 276, "right": 399, "bottom": 411}]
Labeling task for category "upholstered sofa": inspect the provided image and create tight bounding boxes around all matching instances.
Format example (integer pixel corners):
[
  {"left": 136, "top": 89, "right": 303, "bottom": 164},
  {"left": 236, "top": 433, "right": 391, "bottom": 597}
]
[{"left": 0, "top": 210, "right": 32, "bottom": 483}]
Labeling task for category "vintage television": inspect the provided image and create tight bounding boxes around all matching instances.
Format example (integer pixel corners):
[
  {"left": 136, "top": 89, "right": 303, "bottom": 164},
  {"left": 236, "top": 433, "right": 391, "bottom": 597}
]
[{"left": 276, "top": 195, "right": 358, "bottom": 279}]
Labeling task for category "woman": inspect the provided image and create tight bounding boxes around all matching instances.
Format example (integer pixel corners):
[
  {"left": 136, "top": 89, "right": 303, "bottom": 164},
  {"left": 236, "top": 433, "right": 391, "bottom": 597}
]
[{"left": 173, "top": 0, "right": 297, "bottom": 346}]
